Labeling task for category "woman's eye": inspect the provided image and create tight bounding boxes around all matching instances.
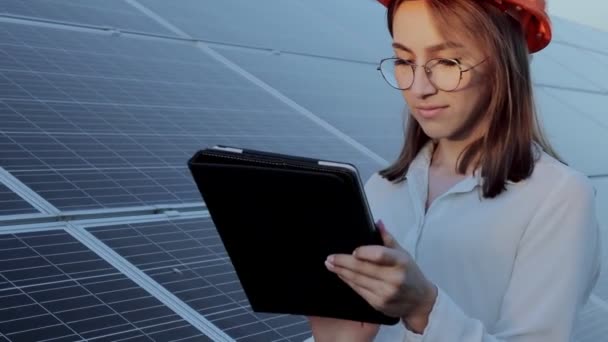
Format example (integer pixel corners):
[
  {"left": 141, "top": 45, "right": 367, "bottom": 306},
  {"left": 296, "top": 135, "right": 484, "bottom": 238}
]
[
  {"left": 437, "top": 58, "right": 460, "bottom": 66},
  {"left": 395, "top": 59, "right": 413, "bottom": 65}
]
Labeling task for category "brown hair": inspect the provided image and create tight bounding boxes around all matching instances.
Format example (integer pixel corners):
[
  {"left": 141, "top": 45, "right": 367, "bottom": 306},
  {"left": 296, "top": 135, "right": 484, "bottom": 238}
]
[{"left": 379, "top": 0, "right": 562, "bottom": 198}]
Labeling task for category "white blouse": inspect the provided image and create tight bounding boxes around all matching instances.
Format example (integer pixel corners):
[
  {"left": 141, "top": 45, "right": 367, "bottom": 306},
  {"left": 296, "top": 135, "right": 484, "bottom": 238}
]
[{"left": 306, "top": 142, "right": 601, "bottom": 341}]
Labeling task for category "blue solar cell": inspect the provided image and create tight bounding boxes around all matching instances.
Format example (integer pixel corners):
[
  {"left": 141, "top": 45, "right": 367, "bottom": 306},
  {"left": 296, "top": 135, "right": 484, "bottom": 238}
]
[
  {"left": 535, "top": 88, "right": 608, "bottom": 175},
  {"left": 138, "top": 0, "right": 380, "bottom": 62},
  {"left": 531, "top": 51, "right": 605, "bottom": 93},
  {"left": 551, "top": 17, "right": 608, "bottom": 55},
  {"left": 0, "top": 73, "right": 32, "bottom": 100},
  {"left": 88, "top": 217, "right": 312, "bottom": 341},
  {"left": 0, "top": 183, "right": 37, "bottom": 216},
  {"left": 0, "top": 230, "right": 213, "bottom": 341},
  {"left": 212, "top": 46, "right": 405, "bottom": 163},
  {"left": 0, "top": 0, "right": 173, "bottom": 36},
  {"left": 7, "top": 168, "right": 199, "bottom": 211},
  {"left": 0, "top": 21, "right": 382, "bottom": 210}
]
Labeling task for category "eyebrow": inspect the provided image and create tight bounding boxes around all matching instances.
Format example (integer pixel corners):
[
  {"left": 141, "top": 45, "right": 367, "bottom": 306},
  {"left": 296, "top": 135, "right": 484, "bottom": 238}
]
[{"left": 392, "top": 41, "right": 465, "bottom": 54}]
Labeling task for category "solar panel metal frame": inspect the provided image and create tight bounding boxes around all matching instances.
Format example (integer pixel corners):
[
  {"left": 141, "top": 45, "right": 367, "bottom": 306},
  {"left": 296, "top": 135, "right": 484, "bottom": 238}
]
[
  {"left": 0, "top": 222, "right": 221, "bottom": 341},
  {"left": 74, "top": 213, "right": 235, "bottom": 341},
  {"left": 83, "top": 215, "right": 313, "bottom": 341}
]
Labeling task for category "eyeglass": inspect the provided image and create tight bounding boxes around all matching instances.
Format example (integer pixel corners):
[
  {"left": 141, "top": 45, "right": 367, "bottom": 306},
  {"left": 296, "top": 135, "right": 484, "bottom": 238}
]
[{"left": 377, "top": 57, "right": 488, "bottom": 92}]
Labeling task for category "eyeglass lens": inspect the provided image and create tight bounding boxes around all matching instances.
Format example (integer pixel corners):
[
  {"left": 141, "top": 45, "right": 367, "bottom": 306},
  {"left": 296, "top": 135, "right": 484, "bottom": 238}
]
[{"left": 380, "top": 58, "right": 462, "bottom": 91}]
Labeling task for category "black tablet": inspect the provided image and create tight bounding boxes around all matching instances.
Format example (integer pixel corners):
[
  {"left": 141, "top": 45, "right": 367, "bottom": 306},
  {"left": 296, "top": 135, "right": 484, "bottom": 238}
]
[{"left": 187, "top": 145, "right": 400, "bottom": 325}]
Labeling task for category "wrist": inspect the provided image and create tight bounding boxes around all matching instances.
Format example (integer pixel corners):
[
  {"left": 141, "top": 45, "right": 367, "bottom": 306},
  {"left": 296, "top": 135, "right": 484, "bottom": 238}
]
[{"left": 402, "top": 283, "right": 438, "bottom": 334}]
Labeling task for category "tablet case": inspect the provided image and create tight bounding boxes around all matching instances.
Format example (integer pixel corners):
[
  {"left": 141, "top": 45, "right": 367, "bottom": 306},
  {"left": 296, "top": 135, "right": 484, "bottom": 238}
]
[{"left": 187, "top": 145, "right": 400, "bottom": 325}]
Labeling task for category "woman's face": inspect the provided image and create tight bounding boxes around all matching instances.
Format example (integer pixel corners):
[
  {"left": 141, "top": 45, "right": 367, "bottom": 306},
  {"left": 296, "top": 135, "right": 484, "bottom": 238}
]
[{"left": 392, "top": 0, "right": 491, "bottom": 141}]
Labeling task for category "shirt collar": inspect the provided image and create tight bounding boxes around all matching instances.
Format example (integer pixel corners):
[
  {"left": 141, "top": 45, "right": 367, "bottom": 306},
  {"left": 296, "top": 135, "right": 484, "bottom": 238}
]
[
  {"left": 406, "top": 140, "right": 482, "bottom": 195},
  {"left": 404, "top": 141, "right": 544, "bottom": 204}
]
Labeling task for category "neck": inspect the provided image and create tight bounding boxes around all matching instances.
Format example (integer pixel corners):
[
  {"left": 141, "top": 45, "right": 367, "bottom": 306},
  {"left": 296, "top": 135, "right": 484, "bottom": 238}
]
[
  {"left": 430, "top": 139, "right": 468, "bottom": 174},
  {"left": 431, "top": 117, "right": 489, "bottom": 175},
  {"left": 432, "top": 130, "right": 487, "bottom": 175}
]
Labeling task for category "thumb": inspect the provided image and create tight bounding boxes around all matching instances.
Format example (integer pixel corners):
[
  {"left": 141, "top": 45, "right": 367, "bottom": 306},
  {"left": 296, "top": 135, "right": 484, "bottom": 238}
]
[{"left": 376, "top": 220, "right": 401, "bottom": 250}]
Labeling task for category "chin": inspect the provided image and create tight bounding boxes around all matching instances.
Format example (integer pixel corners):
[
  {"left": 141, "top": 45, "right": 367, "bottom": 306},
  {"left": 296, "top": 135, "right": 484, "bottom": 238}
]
[{"left": 418, "top": 123, "right": 453, "bottom": 140}]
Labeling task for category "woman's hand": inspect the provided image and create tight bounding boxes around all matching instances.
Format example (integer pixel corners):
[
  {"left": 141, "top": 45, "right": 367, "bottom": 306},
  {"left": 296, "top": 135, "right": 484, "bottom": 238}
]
[
  {"left": 325, "top": 220, "right": 438, "bottom": 333},
  {"left": 306, "top": 316, "right": 379, "bottom": 342}
]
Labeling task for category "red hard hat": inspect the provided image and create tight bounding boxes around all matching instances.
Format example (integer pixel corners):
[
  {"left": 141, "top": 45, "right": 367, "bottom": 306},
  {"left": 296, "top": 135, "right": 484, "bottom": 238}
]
[{"left": 377, "top": 0, "right": 552, "bottom": 53}]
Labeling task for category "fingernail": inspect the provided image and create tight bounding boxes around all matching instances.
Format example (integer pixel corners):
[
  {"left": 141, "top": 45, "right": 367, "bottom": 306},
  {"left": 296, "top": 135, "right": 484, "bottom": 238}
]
[
  {"left": 326, "top": 255, "right": 334, "bottom": 263},
  {"left": 324, "top": 260, "right": 334, "bottom": 270},
  {"left": 376, "top": 219, "right": 385, "bottom": 230}
]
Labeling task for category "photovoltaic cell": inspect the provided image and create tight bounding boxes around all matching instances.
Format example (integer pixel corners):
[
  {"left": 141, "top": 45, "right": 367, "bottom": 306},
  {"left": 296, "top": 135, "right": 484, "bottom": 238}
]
[
  {"left": 531, "top": 50, "right": 604, "bottom": 92},
  {"left": 138, "top": 0, "right": 377, "bottom": 61},
  {"left": 292, "top": 0, "right": 394, "bottom": 61},
  {"left": 0, "top": 21, "right": 381, "bottom": 210},
  {"left": 542, "top": 89, "right": 608, "bottom": 131},
  {"left": 0, "top": 0, "right": 173, "bottom": 36},
  {"left": 6, "top": 168, "right": 198, "bottom": 211},
  {"left": 534, "top": 88, "right": 608, "bottom": 175},
  {"left": 0, "top": 183, "right": 37, "bottom": 216},
  {"left": 88, "top": 218, "right": 313, "bottom": 342},
  {"left": 538, "top": 43, "right": 608, "bottom": 92},
  {"left": 0, "top": 229, "right": 213, "bottom": 341},
  {"left": 551, "top": 17, "right": 608, "bottom": 55},
  {"left": 212, "top": 46, "right": 405, "bottom": 163}
]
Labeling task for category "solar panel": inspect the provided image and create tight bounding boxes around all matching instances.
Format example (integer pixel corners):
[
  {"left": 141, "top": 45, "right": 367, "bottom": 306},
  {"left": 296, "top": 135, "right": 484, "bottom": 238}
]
[
  {"left": 138, "top": 0, "right": 376, "bottom": 61},
  {"left": 87, "top": 217, "right": 313, "bottom": 342},
  {"left": 535, "top": 88, "right": 608, "bottom": 175},
  {"left": 551, "top": 17, "right": 608, "bottom": 55},
  {"left": 0, "top": 0, "right": 173, "bottom": 36},
  {"left": 7, "top": 168, "right": 196, "bottom": 211},
  {"left": 0, "top": 229, "right": 213, "bottom": 341},
  {"left": 295, "top": 0, "right": 394, "bottom": 62},
  {"left": 0, "top": 182, "right": 37, "bottom": 216},
  {"left": 543, "top": 89, "right": 608, "bottom": 131},
  {"left": 0, "top": 20, "right": 382, "bottom": 211},
  {"left": 532, "top": 48, "right": 605, "bottom": 93},
  {"left": 540, "top": 43, "right": 608, "bottom": 92},
  {"left": 212, "top": 46, "right": 405, "bottom": 163}
]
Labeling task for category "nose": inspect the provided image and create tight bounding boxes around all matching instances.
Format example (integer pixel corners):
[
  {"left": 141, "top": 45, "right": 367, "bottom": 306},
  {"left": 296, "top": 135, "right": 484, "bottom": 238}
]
[{"left": 408, "top": 65, "right": 437, "bottom": 98}]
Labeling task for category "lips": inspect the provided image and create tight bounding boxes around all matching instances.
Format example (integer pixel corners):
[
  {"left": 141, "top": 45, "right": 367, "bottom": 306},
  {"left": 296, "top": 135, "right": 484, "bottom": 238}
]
[{"left": 415, "top": 105, "right": 448, "bottom": 119}]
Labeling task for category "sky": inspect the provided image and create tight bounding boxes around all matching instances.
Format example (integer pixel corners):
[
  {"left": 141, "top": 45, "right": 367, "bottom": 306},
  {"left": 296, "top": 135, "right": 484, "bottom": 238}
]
[{"left": 548, "top": 0, "right": 608, "bottom": 32}]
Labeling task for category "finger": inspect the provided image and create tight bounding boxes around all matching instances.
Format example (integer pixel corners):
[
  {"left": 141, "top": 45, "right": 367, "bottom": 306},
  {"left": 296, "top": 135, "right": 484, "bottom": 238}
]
[
  {"left": 376, "top": 220, "right": 402, "bottom": 250},
  {"left": 352, "top": 246, "right": 402, "bottom": 266},
  {"left": 338, "top": 274, "right": 384, "bottom": 309},
  {"left": 328, "top": 253, "right": 387, "bottom": 280},
  {"left": 327, "top": 258, "right": 406, "bottom": 292},
  {"left": 327, "top": 261, "right": 385, "bottom": 293}
]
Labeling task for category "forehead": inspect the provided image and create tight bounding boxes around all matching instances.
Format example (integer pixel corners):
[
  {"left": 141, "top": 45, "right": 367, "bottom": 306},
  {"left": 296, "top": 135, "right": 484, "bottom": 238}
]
[{"left": 391, "top": 0, "right": 475, "bottom": 55}]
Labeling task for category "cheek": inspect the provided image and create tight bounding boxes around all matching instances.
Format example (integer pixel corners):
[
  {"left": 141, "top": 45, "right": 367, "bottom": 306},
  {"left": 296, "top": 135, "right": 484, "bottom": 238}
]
[
  {"left": 451, "top": 76, "right": 492, "bottom": 119},
  {"left": 438, "top": 94, "right": 482, "bottom": 128},
  {"left": 456, "top": 66, "right": 490, "bottom": 93},
  {"left": 451, "top": 92, "right": 479, "bottom": 116}
]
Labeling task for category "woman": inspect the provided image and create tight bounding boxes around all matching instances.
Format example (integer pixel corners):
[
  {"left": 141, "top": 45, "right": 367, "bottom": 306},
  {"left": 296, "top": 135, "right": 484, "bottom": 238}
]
[{"left": 305, "top": 0, "right": 601, "bottom": 341}]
